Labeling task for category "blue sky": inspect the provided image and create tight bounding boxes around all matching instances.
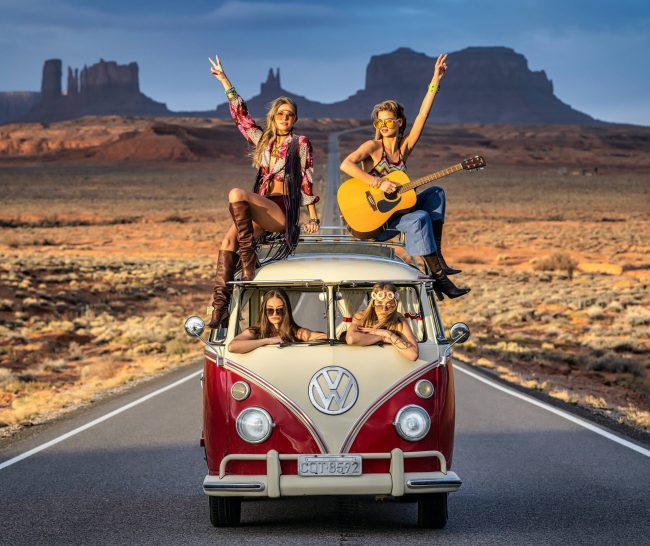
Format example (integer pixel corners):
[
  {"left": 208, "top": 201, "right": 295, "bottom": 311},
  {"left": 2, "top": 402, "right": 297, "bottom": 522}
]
[{"left": 1, "top": 0, "right": 649, "bottom": 124}]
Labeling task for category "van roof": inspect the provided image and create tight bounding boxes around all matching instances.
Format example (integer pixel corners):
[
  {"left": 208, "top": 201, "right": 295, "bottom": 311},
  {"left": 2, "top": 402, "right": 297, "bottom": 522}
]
[{"left": 254, "top": 253, "right": 422, "bottom": 283}]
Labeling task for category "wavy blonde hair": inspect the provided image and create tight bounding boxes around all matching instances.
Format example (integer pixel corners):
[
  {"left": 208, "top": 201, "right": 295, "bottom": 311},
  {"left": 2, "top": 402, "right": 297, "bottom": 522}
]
[
  {"left": 359, "top": 283, "right": 402, "bottom": 332},
  {"left": 371, "top": 100, "right": 407, "bottom": 142},
  {"left": 252, "top": 97, "right": 298, "bottom": 168}
]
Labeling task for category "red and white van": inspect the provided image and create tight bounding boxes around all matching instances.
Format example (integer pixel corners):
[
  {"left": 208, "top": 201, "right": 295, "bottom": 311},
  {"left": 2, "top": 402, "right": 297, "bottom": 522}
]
[{"left": 185, "top": 236, "right": 469, "bottom": 528}]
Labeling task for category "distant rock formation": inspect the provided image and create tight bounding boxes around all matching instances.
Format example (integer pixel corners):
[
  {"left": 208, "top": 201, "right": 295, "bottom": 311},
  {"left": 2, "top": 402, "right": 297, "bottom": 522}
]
[
  {"left": 213, "top": 67, "right": 333, "bottom": 118},
  {"left": 0, "top": 92, "right": 41, "bottom": 124},
  {"left": 3, "top": 47, "right": 599, "bottom": 125},
  {"left": 211, "top": 47, "right": 597, "bottom": 124},
  {"left": 18, "top": 59, "right": 169, "bottom": 122},
  {"left": 41, "top": 59, "right": 62, "bottom": 103}
]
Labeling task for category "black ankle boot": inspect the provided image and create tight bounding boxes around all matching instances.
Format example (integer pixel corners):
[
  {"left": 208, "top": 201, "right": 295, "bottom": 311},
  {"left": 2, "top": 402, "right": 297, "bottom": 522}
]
[
  {"left": 423, "top": 254, "right": 471, "bottom": 300},
  {"left": 432, "top": 221, "right": 462, "bottom": 275}
]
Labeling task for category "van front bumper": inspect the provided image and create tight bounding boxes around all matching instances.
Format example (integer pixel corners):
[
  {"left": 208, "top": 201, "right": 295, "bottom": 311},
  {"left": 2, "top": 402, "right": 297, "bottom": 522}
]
[{"left": 203, "top": 448, "right": 461, "bottom": 498}]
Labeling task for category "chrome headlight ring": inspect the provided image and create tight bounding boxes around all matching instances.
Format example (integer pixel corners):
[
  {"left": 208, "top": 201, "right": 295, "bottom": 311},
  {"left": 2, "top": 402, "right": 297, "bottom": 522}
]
[
  {"left": 394, "top": 404, "right": 431, "bottom": 442},
  {"left": 235, "top": 407, "right": 273, "bottom": 444}
]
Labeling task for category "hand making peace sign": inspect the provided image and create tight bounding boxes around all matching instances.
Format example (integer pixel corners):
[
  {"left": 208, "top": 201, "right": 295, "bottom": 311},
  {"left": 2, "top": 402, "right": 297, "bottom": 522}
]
[{"left": 432, "top": 53, "right": 448, "bottom": 84}]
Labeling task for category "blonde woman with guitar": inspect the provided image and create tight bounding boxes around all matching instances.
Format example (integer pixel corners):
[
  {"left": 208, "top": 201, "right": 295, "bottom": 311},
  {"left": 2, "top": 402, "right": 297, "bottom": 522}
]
[{"left": 339, "top": 53, "right": 470, "bottom": 299}]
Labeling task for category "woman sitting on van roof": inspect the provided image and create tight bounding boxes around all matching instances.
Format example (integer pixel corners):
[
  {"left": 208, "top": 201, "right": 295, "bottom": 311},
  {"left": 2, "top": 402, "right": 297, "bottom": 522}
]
[
  {"left": 207, "top": 53, "right": 321, "bottom": 330},
  {"left": 229, "top": 289, "right": 326, "bottom": 354},
  {"left": 345, "top": 283, "right": 419, "bottom": 361}
]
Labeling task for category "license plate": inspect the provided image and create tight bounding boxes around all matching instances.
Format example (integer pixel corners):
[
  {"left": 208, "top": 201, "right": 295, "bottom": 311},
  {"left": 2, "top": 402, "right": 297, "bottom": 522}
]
[{"left": 298, "top": 455, "right": 362, "bottom": 476}]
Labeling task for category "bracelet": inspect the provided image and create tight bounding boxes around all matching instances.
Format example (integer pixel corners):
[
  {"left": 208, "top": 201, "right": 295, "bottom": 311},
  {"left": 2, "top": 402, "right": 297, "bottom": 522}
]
[
  {"left": 428, "top": 82, "right": 440, "bottom": 95},
  {"left": 225, "top": 86, "right": 236, "bottom": 96},
  {"left": 308, "top": 218, "right": 320, "bottom": 225}
]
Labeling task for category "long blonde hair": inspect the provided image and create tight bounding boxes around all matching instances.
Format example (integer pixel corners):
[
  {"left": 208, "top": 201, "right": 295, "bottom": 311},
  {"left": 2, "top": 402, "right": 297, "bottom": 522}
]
[
  {"left": 252, "top": 97, "right": 298, "bottom": 168},
  {"left": 371, "top": 100, "right": 407, "bottom": 142},
  {"left": 359, "top": 283, "right": 402, "bottom": 332}
]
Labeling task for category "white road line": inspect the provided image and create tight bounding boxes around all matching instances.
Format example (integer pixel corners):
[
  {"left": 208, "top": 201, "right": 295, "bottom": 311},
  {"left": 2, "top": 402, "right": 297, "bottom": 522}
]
[
  {"left": 455, "top": 363, "right": 650, "bottom": 458},
  {"left": 0, "top": 369, "right": 203, "bottom": 471}
]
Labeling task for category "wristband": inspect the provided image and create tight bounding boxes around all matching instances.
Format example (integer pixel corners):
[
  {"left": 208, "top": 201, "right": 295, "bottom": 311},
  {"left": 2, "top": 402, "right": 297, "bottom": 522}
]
[
  {"left": 428, "top": 82, "right": 440, "bottom": 95},
  {"left": 225, "top": 86, "right": 236, "bottom": 96},
  {"left": 309, "top": 218, "right": 320, "bottom": 225}
]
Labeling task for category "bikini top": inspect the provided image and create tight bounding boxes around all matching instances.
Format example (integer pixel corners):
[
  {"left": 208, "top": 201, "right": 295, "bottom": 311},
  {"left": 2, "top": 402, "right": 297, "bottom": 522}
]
[{"left": 368, "top": 140, "right": 408, "bottom": 177}]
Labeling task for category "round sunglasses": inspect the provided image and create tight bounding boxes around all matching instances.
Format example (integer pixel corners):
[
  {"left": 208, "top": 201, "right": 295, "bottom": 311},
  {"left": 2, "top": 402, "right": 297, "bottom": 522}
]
[{"left": 373, "top": 118, "right": 399, "bottom": 129}]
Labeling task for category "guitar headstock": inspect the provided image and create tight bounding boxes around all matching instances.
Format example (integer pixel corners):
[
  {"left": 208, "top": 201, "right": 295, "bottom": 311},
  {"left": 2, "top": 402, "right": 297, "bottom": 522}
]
[{"left": 462, "top": 155, "right": 486, "bottom": 171}]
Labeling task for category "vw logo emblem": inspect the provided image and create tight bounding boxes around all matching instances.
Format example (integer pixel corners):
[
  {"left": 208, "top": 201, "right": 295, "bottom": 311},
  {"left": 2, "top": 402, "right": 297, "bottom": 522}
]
[{"left": 308, "top": 366, "right": 358, "bottom": 415}]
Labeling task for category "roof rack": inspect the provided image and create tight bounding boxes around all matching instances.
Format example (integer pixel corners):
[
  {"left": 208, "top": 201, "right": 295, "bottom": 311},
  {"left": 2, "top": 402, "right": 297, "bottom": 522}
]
[{"left": 256, "top": 226, "right": 408, "bottom": 262}]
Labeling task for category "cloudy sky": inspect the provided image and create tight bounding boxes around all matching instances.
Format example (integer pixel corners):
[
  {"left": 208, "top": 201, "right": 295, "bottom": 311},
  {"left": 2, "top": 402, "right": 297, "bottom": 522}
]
[{"left": 1, "top": 0, "right": 649, "bottom": 124}]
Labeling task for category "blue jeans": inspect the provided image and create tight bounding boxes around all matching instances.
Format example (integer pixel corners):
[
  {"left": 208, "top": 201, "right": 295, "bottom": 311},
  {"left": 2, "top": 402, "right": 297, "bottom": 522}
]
[{"left": 375, "top": 186, "right": 446, "bottom": 256}]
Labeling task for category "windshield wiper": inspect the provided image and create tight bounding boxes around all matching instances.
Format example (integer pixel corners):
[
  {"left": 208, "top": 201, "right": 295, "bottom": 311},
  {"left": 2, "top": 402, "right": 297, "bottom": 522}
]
[{"left": 278, "top": 339, "right": 345, "bottom": 348}]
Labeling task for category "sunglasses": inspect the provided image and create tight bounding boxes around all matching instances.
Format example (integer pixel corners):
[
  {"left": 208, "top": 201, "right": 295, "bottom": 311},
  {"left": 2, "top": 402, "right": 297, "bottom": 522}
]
[
  {"left": 266, "top": 306, "right": 285, "bottom": 316},
  {"left": 275, "top": 111, "right": 296, "bottom": 120},
  {"left": 374, "top": 301, "right": 396, "bottom": 310},
  {"left": 373, "top": 118, "right": 398, "bottom": 129}
]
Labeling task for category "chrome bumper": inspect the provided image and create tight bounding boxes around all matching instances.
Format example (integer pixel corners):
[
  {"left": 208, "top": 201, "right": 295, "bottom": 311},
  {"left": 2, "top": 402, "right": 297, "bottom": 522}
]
[{"left": 203, "top": 448, "right": 461, "bottom": 497}]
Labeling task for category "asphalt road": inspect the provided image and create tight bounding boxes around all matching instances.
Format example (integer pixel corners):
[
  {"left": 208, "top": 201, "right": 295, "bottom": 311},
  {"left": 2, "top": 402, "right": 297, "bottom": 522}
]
[
  {"left": 1, "top": 361, "right": 648, "bottom": 546},
  {"left": 322, "top": 125, "right": 369, "bottom": 229}
]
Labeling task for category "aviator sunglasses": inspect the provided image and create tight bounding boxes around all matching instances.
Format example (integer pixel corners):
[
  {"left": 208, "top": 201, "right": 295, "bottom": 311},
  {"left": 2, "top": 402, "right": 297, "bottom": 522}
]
[
  {"left": 373, "top": 118, "right": 399, "bottom": 129},
  {"left": 275, "top": 111, "right": 296, "bottom": 120},
  {"left": 266, "top": 306, "right": 285, "bottom": 316}
]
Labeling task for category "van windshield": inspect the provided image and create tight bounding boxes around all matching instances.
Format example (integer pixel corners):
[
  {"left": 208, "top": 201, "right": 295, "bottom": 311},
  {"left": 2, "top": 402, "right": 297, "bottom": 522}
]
[
  {"left": 234, "top": 284, "right": 427, "bottom": 343},
  {"left": 236, "top": 287, "right": 328, "bottom": 338},
  {"left": 334, "top": 285, "right": 426, "bottom": 342}
]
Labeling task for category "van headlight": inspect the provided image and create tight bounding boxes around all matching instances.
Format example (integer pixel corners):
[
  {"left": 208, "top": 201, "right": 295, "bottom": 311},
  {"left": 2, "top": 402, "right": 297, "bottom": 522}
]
[
  {"left": 236, "top": 407, "right": 273, "bottom": 443},
  {"left": 394, "top": 405, "right": 431, "bottom": 441}
]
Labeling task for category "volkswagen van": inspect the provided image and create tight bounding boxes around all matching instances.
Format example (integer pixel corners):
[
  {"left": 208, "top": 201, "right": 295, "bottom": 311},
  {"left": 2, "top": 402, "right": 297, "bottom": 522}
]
[{"left": 184, "top": 234, "right": 469, "bottom": 529}]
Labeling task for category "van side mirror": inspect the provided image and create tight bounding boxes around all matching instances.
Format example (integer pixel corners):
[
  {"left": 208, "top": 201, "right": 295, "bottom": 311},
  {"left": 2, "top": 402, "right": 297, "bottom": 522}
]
[
  {"left": 450, "top": 322, "right": 470, "bottom": 344},
  {"left": 183, "top": 316, "right": 215, "bottom": 348},
  {"left": 440, "top": 322, "right": 470, "bottom": 365},
  {"left": 185, "top": 316, "right": 205, "bottom": 337}
]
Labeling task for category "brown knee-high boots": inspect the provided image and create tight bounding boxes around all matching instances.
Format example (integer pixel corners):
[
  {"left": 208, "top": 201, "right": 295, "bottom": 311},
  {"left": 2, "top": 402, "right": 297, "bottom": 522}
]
[
  {"left": 229, "top": 201, "right": 256, "bottom": 281},
  {"left": 208, "top": 250, "right": 238, "bottom": 329}
]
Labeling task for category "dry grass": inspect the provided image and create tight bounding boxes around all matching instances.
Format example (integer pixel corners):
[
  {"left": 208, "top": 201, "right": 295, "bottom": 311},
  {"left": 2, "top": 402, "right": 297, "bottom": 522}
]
[{"left": 0, "top": 127, "right": 649, "bottom": 435}]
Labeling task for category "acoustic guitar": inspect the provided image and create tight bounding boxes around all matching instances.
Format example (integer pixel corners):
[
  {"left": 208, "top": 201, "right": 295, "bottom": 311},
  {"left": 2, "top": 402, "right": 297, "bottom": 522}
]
[{"left": 337, "top": 156, "right": 486, "bottom": 239}]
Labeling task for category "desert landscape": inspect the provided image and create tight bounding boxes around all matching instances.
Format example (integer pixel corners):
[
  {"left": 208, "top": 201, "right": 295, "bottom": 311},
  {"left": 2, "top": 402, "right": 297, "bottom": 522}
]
[{"left": 0, "top": 116, "right": 648, "bottom": 440}]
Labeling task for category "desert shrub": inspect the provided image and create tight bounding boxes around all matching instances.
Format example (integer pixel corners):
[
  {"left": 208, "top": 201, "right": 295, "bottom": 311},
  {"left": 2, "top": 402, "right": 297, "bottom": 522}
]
[
  {"left": 533, "top": 252, "right": 578, "bottom": 278},
  {"left": 624, "top": 306, "right": 650, "bottom": 326},
  {"left": 586, "top": 305, "right": 607, "bottom": 320},
  {"left": 166, "top": 338, "right": 189, "bottom": 356},
  {"left": 458, "top": 255, "right": 486, "bottom": 264},
  {"left": 607, "top": 300, "right": 624, "bottom": 313},
  {"left": 162, "top": 215, "right": 189, "bottom": 223},
  {"left": 586, "top": 352, "right": 645, "bottom": 377},
  {"left": 0, "top": 367, "right": 16, "bottom": 386}
]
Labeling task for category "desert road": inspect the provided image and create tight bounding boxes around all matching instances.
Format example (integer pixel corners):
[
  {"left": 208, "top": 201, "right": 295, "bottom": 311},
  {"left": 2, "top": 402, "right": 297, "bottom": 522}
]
[{"left": 1, "top": 361, "right": 649, "bottom": 546}]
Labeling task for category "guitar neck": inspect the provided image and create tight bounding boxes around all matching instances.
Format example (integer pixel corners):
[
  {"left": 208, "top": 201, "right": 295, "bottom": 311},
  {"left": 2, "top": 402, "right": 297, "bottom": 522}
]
[{"left": 398, "top": 163, "right": 463, "bottom": 193}]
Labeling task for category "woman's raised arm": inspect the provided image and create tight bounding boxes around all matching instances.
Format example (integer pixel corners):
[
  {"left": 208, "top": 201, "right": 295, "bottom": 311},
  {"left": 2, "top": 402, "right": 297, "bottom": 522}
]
[
  {"left": 209, "top": 53, "right": 263, "bottom": 145},
  {"left": 401, "top": 53, "right": 448, "bottom": 159}
]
